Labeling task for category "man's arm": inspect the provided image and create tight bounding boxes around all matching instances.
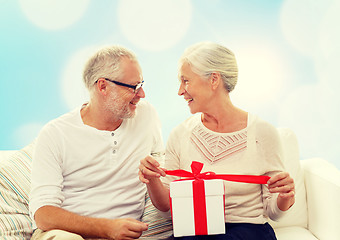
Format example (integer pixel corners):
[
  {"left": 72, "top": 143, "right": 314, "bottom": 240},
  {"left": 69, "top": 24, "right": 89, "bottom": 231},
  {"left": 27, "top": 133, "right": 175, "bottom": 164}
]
[{"left": 34, "top": 206, "right": 148, "bottom": 240}]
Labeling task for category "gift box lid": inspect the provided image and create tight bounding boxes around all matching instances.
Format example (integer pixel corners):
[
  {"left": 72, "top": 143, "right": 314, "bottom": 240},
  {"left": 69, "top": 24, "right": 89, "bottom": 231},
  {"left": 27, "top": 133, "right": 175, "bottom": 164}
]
[{"left": 170, "top": 179, "right": 224, "bottom": 198}]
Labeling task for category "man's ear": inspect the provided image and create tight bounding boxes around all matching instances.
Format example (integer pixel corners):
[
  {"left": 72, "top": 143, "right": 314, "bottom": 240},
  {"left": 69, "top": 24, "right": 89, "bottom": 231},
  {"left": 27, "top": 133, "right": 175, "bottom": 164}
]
[
  {"left": 95, "top": 78, "right": 109, "bottom": 95},
  {"left": 210, "top": 72, "right": 221, "bottom": 90}
]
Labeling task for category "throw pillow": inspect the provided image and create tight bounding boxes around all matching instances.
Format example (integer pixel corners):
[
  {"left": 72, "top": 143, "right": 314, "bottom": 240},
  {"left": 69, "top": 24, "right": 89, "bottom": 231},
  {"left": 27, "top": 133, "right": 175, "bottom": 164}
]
[
  {"left": 140, "top": 193, "right": 173, "bottom": 239},
  {"left": 0, "top": 142, "right": 35, "bottom": 239}
]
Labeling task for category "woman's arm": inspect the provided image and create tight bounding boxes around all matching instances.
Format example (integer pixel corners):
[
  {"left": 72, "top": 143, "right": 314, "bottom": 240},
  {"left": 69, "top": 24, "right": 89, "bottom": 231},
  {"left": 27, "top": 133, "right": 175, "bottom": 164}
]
[
  {"left": 139, "top": 156, "right": 170, "bottom": 212},
  {"left": 267, "top": 172, "right": 295, "bottom": 211}
]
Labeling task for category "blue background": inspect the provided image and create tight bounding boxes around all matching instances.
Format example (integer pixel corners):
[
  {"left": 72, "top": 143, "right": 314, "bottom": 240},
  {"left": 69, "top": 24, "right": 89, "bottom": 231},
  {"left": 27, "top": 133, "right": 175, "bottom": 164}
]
[{"left": 1, "top": 0, "right": 339, "bottom": 170}]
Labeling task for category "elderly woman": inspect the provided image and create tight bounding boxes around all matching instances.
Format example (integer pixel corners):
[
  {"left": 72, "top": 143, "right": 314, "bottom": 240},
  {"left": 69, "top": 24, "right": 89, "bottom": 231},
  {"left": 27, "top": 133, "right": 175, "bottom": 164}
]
[{"left": 139, "top": 42, "right": 295, "bottom": 240}]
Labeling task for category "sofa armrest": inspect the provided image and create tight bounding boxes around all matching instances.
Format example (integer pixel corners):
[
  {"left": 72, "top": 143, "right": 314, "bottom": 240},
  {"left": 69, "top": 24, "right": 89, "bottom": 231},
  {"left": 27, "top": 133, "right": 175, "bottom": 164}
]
[{"left": 301, "top": 158, "right": 340, "bottom": 240}]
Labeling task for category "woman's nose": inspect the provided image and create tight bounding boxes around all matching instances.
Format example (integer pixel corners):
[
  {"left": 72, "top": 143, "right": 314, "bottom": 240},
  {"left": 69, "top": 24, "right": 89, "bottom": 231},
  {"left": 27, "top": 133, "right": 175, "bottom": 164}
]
[{"left": 178, "top": 83, "right": 185, "bottom": 96}]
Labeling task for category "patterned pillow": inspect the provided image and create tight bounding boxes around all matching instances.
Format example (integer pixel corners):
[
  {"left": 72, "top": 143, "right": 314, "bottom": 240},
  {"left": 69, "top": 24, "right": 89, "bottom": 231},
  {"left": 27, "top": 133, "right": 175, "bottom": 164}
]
[
  {"left": 140, "top": 193, "right": 173, "bottom": 239},
  {"left": 0, "top": 142, "right": 35, "bottom": 239}
]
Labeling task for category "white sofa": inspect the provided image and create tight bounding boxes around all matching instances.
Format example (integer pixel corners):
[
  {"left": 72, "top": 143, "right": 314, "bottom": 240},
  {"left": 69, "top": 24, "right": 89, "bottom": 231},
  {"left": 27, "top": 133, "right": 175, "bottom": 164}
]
[{"left": 0, "top": 128, "right": 340, "bottom": 239}]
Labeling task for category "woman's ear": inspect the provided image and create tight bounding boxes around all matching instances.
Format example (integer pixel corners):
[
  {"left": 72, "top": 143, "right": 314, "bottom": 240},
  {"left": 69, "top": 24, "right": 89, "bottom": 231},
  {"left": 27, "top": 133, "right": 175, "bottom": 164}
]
[{"left": 210, "top": 72, "right": 221, "bottom": 90}]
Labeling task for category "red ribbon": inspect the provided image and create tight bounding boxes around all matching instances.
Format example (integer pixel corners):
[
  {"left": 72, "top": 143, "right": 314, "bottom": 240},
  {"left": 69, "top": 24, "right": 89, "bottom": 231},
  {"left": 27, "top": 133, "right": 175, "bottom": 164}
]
[
  {"left": 165, "top": 161, "right": 271, "bottom": 184},
  {"left": 167, "top": 161, "right": 270, "bottom": 236},
  {"left": 192, "top": 179, "right": 207, "bottom": 235}
]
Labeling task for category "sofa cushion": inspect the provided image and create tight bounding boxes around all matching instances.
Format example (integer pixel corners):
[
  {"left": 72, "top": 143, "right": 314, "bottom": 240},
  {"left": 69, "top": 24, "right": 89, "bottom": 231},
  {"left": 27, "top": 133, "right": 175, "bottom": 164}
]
[
  {"left": 140, "top": 193, "right": 173, "bottom": 239},
  {"left": 302, "top": 158, "right": 340, "bottom": 240},
  {"left": 0, "top": 142, "right": 35, "bottom": 239},
  {"left": 274, "top": 226, "right": 318, "bottom": 240},
  {"left": 268, "top": 128, "right": 308, "bottom": 228}
]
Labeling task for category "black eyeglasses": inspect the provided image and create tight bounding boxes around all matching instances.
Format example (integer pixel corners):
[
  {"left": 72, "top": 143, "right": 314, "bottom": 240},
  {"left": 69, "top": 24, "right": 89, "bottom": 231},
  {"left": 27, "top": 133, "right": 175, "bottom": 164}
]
[{"left": 98, "top": 78, "right": 144, "bottom": 93}]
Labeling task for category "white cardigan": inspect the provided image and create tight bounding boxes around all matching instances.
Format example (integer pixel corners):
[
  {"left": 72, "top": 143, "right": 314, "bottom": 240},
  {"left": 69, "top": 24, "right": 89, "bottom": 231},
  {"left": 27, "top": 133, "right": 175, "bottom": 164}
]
[{"left": 163, "top": 113, "right": 285, "bottom": 224}]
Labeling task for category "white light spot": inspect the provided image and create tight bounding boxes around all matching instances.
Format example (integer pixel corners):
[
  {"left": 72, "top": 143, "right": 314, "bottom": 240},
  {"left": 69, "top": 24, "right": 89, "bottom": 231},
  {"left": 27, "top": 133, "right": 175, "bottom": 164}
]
[
  {"left": 19, "top": 0, "right": 90, "bottom": 30},
  {"left": 61, "top": 45, "right": 103, "bottom": 110},
  {"left": 13, "top": 122, "right": 44, "bottom": 147},
  {"left": 318, "top": 0, "right": 340, "bottom": 59},
  {"left": 315, "top": 52, "right": 340, "bottom": 91},
  {"left": 231, "top": 43, "right": 288, "bottom": 110},
  {"left": 280, "top": 0, "right": 333, "bottom": 57},
  {"left": 278, "top": 84, "right": 340, "bottom": 161},
  {"left": 118, "top": 0, "right": 192, "bottom": 51},
  {"left": 314, "top": 1, "right": 340, "bottom": 97}
]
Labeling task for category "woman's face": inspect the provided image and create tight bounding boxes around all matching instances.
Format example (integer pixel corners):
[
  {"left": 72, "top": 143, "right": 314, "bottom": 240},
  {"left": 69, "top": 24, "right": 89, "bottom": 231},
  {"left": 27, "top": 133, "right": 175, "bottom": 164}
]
[{"left": 178, "top": 62, "right": 212, "bottom": 114}]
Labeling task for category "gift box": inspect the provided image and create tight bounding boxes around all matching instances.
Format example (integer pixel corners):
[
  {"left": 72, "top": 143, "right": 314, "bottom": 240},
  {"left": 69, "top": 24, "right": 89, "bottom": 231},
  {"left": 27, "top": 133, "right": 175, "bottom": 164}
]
[
  {"left": 166, "top": 161, "right": 270, "bottom": 237},
  {"left": 170, "top": 179, "right": 225, "bottom": 237}
]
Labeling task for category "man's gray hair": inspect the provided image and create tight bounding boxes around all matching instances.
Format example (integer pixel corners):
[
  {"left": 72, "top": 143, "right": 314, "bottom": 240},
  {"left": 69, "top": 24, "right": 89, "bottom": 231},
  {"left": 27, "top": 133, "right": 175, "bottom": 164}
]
[
  {"left": 83, "top": 45, "right": 138, "bottom": 92},
  {"left": 179, "top": 42, "right": 238, "bottom": 92}
]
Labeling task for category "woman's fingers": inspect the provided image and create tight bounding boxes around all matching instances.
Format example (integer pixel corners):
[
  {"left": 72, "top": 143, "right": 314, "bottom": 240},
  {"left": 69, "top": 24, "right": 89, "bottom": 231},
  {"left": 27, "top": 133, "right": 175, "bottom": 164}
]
[
  {"left": 268, "top": 172, "right": 295, "bottom": 196},
  {"left": 139, "top": 156, "right": 166, "bottom": 182}
]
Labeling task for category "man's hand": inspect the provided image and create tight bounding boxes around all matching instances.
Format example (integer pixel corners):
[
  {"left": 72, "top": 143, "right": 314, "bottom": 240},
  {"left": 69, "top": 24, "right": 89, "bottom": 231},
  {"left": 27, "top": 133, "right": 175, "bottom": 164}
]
[
  {"left": 34, "top": 206, "right": 148, "bottom": 240},
  {"left": 106, "top": 218, "right": 148, "bottom": 240}
]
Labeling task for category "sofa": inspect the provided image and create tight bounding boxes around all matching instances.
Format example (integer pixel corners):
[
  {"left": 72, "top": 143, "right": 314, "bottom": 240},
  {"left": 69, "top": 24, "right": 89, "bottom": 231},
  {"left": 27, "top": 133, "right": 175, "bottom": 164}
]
[{"left": 1, "top": 128, "right": 340, "bottom": 239}]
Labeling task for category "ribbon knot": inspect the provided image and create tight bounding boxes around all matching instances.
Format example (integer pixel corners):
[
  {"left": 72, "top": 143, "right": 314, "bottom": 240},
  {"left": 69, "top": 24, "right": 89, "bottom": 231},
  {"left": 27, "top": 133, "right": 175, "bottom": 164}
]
[{"left": 191, "top": 161, "right": 204, "bottom": 177}]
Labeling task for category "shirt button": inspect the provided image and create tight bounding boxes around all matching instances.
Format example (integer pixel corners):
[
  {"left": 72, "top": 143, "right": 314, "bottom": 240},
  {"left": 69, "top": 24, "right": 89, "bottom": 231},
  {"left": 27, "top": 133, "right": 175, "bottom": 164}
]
[
  {"left": 112, "top": 149, "right": 116, "bottom": 154},
  {"left": 114, "top": 141, "right": 117, "bottom": 145},
  {"left": 111, "top": 132, "right": 115, "bottom": 136}
]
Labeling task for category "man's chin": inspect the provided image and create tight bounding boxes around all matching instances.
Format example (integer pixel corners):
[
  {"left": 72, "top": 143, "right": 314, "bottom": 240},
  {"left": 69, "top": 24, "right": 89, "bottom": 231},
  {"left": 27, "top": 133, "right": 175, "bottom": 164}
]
[{"left": 122, "top": 109, "right": 135, "bottom": 119}]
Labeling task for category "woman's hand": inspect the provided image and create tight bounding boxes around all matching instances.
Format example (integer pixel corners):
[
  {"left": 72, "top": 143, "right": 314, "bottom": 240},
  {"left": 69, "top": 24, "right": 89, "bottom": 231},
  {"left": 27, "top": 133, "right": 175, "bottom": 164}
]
[
  {"left": 139, "top": 156, "right": 166, "bottom": 184},
  {"left": 267, "top": 172, "right": 295, "bottom": 211},
  {"left": 139, "top": 156, "right": 170, "bottom": 212}
]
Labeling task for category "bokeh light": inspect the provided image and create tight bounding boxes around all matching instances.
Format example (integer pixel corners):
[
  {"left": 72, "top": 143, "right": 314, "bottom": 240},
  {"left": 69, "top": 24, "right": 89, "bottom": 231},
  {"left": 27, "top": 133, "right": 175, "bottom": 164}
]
[
  {"left": 318, "top": 0, "right": 340, "bottom": 59},
  {"left": 12, "top": 122, "right": 44, "bottom": 147},
  {"left": 1, "top": 0, "right": 340, "bottom": 170},
  {"left": 61, "top": 46, "right": 102, "bottom": 110},
  {"left": 278, "top": 83, "right": 340, "bottom": 161},
  {"left": 118, "top": 0, "right": 192, "bottom": 51},
  {"left": 19, "top": 0, "right": 90, "bottom": 30},
  {"left": 280, "top": 0, "right": 333, "bottom": 57},
  {"left": 231, "top": 42, "right": 288, "bottom": 110}
]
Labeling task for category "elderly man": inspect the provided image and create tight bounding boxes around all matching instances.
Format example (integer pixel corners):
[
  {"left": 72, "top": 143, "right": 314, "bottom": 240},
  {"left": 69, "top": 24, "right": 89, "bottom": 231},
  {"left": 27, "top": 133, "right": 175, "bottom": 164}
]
[{"left": 29, "top": 45, "right": 164, "bottom": 240}]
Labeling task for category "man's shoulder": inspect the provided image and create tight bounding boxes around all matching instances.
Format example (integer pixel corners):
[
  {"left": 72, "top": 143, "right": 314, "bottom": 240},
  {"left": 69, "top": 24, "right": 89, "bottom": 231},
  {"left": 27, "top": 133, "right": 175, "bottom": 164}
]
[
  {"left": 137, "top": 99, "right": 153, "bottom": 109},
  {"left": 136, "top": 100, "right": 158, "bottom": 116},
  {"left": 41, "top": 107, "right": 80, "bottom": 132}
]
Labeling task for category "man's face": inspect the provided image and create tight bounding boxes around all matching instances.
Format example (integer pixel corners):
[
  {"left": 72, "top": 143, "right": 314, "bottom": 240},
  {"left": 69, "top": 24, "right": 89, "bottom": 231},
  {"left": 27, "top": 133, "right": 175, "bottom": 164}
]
[{"left": 104, "top": 57, "right": 145, "bottom": 119}]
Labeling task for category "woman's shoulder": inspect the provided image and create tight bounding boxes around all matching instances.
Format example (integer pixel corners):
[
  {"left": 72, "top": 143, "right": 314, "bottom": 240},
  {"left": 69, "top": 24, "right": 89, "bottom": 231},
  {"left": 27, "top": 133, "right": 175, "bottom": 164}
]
[
  {"left": 169, "top": 114, "right": 200, "bottom": 137},
  {"left": 249, "top": 114, "right": 280, "bottom": 141},
  {"left": 176, "top": 114, "right": 200, "bottom": 130}
]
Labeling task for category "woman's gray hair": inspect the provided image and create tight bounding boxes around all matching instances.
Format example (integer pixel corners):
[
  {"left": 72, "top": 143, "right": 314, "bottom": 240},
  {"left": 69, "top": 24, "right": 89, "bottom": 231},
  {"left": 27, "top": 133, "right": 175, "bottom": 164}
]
[
  {"left": 83, "top": 45, "right": 138, "bottom": 92},
  {"left": 179, "top": 42, "right": 238, "bottom": 92}
]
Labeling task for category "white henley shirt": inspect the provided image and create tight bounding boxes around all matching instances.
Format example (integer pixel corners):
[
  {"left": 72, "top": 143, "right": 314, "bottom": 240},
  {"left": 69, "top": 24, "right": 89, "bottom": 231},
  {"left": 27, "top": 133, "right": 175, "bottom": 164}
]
[{"left": 29, "top": 100, "right": 163, "bottom": 221}]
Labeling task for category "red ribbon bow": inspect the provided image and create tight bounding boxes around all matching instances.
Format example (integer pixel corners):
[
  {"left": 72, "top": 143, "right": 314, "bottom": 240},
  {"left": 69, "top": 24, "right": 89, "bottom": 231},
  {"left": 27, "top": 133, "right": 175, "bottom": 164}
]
[{"left": 165, "top": 161, "right": 271, "bottom": 184}]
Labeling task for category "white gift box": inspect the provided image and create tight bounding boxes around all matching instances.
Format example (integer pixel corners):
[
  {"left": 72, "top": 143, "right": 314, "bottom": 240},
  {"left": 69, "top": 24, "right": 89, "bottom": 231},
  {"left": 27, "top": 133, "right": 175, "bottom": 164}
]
[{"left": 170, "top": 179, "right": 225, "bottom": 237}]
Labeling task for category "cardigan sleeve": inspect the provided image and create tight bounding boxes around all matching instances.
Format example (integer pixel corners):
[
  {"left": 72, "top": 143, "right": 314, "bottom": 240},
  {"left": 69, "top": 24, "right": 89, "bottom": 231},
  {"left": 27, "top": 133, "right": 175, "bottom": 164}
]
[{"left": 256, "top": 119, "right": 286, "bottom": 221}]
